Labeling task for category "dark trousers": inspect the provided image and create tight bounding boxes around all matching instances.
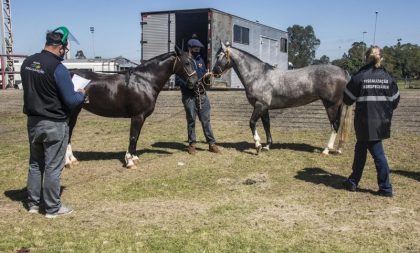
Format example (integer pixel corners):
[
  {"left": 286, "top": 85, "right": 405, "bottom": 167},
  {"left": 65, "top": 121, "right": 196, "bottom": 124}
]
[
  {"left": 182, "top": 94, "right": 216, "bottom": 145},
  {"left": 348, "top": 140, "right": 392, "bottom": 193},
  {"left": 27, "top": 117, "right": 69, "bottom": 214}
]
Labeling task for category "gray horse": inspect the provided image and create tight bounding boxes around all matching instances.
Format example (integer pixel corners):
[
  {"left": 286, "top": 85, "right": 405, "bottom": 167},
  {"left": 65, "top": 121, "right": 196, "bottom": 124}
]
[{"left": 212, "top": 42, "right": 352, "bottom": 154}]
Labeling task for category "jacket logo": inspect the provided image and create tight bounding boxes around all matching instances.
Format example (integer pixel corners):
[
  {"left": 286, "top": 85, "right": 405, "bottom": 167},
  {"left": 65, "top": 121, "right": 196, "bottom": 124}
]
[
  {"left": 25, "top": 61, "right": 45, "bottom": 74},
  {"left": 31, "top": 62, "right": 42, "bottom": 69}
]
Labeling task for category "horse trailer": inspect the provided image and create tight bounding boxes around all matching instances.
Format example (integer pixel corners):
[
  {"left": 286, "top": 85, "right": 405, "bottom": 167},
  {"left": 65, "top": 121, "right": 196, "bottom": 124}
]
[{"left": 140, "top": 8, "right": 288, "bottom": 88}]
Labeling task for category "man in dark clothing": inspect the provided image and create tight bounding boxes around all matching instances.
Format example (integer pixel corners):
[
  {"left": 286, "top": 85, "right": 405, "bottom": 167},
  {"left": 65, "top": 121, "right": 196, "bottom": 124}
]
[
  {"left": 342, "top": 47, "right": 400, "bottom": 197},
  {"left": 21, "top": 26, "right": 85, "bottom": 218},
  {"left": 175, "top": 37, "right": 220, "bottom": 154}
]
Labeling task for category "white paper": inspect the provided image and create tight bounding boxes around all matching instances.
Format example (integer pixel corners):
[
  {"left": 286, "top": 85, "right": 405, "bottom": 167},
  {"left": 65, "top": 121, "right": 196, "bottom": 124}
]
[{"left": 72, "top": 74, "right": 91, "bottom": 91}]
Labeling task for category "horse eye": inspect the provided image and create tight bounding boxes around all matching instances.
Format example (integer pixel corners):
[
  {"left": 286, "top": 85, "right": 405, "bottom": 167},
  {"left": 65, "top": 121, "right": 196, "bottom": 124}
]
[{"left": 185, "top": 62, "right": 190, "bottom": 66}]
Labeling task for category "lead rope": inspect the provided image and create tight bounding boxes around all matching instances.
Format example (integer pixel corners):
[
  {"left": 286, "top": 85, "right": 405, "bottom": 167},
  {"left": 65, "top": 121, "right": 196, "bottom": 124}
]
[{"left": 194, "top": 48, "right": 232, "bottom": 110}]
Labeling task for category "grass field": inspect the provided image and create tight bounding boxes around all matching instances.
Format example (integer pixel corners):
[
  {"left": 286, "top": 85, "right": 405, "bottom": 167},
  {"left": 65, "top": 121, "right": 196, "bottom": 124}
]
[
  {"left": 398, "top": 79, "right": 420, "bottom": 89},
  {"left": 0, "top": 90, "right": 419, "bottom": 252}
]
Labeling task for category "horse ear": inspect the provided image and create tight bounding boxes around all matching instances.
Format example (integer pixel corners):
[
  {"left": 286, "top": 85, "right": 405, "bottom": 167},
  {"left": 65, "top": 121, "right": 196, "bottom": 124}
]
[
  {"left": 174, "top": 45, "right": 182, "bottom": 56},
  {"left": 221, "top": 41, "right": 226, "bottom": 51}
]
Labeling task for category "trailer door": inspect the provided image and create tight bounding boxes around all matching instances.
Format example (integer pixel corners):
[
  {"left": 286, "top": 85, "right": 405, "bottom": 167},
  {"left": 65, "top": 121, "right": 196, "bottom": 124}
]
[
  {"left": 141, "top": 13, "right": 175, "bottom": 61},
  {"left": 260, "top": 36, "right": 278, "bottom": 66}
]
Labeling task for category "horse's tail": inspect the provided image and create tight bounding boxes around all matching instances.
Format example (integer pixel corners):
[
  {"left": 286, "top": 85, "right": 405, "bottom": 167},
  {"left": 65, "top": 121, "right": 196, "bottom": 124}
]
[{"left": 338, "top": 103, "right": 353, "bottom": 143}]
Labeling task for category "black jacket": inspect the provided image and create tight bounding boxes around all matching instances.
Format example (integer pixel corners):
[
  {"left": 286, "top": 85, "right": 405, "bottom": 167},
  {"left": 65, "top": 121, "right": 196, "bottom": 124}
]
[
  {"left": 343, "top": 64, "right": 400, "bottom": 141},
  {"left": 21, "top": 50, "right": 72, "bottom": 120}
]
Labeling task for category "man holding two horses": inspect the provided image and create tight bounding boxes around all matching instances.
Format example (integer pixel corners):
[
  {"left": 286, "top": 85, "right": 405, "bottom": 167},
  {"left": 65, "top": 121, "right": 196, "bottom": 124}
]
[
  {"left": 176, "top": 37, "right": 220, "bottom": 155},
  {"left": 21, "top": 27, "right": 85, "bottom": 218}
]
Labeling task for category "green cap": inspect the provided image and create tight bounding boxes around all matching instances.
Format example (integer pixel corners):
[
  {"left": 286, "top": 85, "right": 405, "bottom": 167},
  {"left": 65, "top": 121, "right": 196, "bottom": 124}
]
[{"left": 51, "top": 26, "right": 80, "bottom": 45}]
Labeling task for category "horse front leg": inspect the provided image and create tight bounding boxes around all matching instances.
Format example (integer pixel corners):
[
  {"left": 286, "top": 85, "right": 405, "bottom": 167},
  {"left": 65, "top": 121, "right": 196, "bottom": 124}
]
[
  {"left": 125, "top": 115, "right": 145, "bottom": 168},
  {"left": 250, "top": 103, "right": 267, "bottom": 154},
  {"left": 260, "top": 111, "right": 272, "bottom": 151},
  {"left": 65, "top": 105, "right": 82, "bottom": 168}
]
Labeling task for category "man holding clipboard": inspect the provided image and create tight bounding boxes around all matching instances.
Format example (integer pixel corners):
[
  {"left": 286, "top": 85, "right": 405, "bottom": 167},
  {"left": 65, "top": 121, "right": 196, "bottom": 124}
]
[{"left": 21, "top": 26, "right": 86, "bottom": 218}]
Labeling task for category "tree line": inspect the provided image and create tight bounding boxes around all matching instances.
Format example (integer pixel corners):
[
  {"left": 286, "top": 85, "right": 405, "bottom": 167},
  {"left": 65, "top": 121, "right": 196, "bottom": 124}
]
[{"left": 287, "top": 25, "right": 420, "bottom": 79}]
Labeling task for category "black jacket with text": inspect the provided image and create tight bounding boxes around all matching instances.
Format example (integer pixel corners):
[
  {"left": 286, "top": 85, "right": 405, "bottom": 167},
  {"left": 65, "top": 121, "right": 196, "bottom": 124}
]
[{"left": 343, "top": 63, "right": 400, "bottom": 141}]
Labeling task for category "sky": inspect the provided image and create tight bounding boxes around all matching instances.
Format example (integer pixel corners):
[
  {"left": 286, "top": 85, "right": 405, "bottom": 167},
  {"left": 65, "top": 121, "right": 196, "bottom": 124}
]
[{"left": 8, "top": 0, "right": 420, "bottom": 63}]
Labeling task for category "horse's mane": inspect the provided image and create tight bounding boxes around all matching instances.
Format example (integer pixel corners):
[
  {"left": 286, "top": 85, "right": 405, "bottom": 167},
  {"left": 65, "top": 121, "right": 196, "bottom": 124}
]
[
  {"left": 134, "top": 51, "right": 175, "bottom": 71},
  {"left": 231, "top": 46, "right": 275, "bottom": 70}
]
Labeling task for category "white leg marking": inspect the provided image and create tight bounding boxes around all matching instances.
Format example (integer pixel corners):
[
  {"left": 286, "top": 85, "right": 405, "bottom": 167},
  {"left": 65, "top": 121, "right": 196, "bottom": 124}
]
[
  {"left": 254, "top": 130, "right": 261, "bottom": 148},
  {"left": 322, "top": 131, "right": 337, "bottom": 155},
  {"left": 125, "top": 152, "right": 135, "bottom": 168},
  {"left": 67, "top": 144, "right": 78, "bottom": 163},
  {"left": 65, "top": 144, "right": 72, "bottom": 167},
  {"left": 132, "top": 155, "right": 140, "bottom": 165}
]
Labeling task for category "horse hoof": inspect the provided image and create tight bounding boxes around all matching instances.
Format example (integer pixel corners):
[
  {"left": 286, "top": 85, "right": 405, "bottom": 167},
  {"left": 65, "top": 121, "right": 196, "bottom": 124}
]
[
  {"left": 65, "top": 163, "right": 72, "bottom": 169},
  {"left": 126, "top": 164, "right": 137, "bottom": 169},
  {"left": 256, "top": 145, "right": 263, "bottom": 154},
  {"left": 132, "top": 158, "right": 140, "bottom": 165},
  {"left": 126, "top": 160, "right": 136, "bottom": 168},
  {"left": 262, "top": 146, "right": 270, "bottom": 151},
  {"left": 321, "top": 148, "right": 330, "bottom": 155},
  {"left": 70, "top": 160, "right": 79, "bottom": 166}
]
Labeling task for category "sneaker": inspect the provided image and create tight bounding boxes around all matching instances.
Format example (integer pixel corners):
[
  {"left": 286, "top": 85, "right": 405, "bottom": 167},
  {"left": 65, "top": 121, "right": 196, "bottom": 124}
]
[
  {"left": 342, "top": 179, "right": 357, "bottom": 192},
  {"left": 376, "top": 190, "right": 393, "bottom": 198},
  {"left": 187, "top": 144, "right": 196, "bottom": 155},
  {"left": 45, "top": 206, "right": 73, "bottom": 219},
  {"left": 209, "top": 144, "right": 220, "bottom": 153},
  {"left": 28, "top": 205, "right": 40, "bottom": 214}
]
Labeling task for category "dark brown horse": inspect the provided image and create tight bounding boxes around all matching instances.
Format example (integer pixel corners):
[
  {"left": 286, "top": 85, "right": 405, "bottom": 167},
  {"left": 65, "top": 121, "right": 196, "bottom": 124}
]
[
  {"left": 212, "top": 42, "right": 353, "bottom": 155},
  {"left": 66, "top": 46, "right": 198, "bottom": 168}
]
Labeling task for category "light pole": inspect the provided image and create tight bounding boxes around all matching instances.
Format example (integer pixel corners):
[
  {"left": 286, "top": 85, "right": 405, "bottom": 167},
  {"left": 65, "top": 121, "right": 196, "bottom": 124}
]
[
  {"left": 90, "top": 26, "right": 95, "bottom": 58},
  {"left": 373, "top": 11, "right": 378, "bottom": 45},
  {"left": 362, "top": 31, "right": 367, "bottom": 45}
]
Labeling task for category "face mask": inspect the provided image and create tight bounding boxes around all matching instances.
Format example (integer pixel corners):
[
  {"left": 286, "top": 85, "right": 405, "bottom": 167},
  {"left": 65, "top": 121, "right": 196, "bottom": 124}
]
[
  {"left": 59, "top": 46, "right": 67, "bottom": 58},
  {"left": 59, "top": 49, "right": 66, "bottom": 58}
]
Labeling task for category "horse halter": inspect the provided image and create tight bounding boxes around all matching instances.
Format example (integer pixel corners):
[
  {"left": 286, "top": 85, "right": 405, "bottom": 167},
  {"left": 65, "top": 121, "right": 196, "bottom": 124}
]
[
  {"left": 215, "top": 48, "right": 231, "bottom": 76},
  {"left": 173, "top": 56, "right": 197, "bottom": 83}
]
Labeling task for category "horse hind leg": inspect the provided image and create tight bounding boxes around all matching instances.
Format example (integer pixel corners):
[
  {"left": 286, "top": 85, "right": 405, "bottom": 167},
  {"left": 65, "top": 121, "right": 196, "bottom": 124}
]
[
  {"left": 322, "top": 130, "right": 337, "bottom": 155},
  {"left": 321, "top": 102, "right": 341, "bottom": 155},
  {"left": 260, "top": 111, "right": 272, "bottom": 151}
]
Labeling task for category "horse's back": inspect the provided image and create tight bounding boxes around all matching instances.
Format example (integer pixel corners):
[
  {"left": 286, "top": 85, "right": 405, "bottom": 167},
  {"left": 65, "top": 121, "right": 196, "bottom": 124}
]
[{"left": 268, "top": 65, "right": 347, "bottom": 108}]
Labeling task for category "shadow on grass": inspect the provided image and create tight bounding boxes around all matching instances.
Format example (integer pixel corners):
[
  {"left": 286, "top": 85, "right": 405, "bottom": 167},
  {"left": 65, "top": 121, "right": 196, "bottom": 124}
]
[
  {"left": 4, "top": 186, "right": 66, "bottom": 204},
  {"left": 73, "top": 148, "right": 172, "bottom": 164},
  {"left": 294, "top": 167, "right": 377, "bottom": 195},
  {"left": 218, "top": 141, "right": 323, "bottom": 155},
  {"left": 152, "top": 142, "right": 207, "bottom": 152},
  {"left": 392, "top": 169, "right": 420, "bottom": 182}
]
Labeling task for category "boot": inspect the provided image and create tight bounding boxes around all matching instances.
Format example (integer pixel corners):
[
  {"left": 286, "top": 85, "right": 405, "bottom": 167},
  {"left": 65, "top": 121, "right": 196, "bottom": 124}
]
[
  {"left": 209, "top": 144, "right": 220, "bottom": 153},
  {"left": 187, "top": 144, "right": 196, "bottom": 155}
]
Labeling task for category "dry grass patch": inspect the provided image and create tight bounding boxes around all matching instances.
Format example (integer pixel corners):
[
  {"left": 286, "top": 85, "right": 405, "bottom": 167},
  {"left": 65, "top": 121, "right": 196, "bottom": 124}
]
[{"left": 1, "top": 90, "right": 419, "bottom": 252}]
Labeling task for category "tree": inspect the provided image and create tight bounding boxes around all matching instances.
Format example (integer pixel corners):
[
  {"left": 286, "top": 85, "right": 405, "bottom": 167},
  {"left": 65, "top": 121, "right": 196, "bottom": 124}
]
[
  {"left": 333, "top": 41, "right": 420, "bottom": 78},
  {"left": 287, "top": 25, "right": 320, "bottom": 68},
  {"left": 332, "top": 42, "right": 366, "bottom": 74},
  {"left": 313, "top": 55, "right": 330, "bottom": 65}
]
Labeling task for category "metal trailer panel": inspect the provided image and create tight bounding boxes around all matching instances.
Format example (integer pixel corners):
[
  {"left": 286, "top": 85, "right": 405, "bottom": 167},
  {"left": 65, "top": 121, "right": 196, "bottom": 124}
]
[
  {"left": 230, "top": 17, "right": 288, "bottom": 88},
  {"left": 210, "top": 10, "right": 232, "bottom": 88},
  {"left": 141, "top": 12, "right": 175, "bottom": 86},
  {"left": 141, "top": 13, "right": 175, "bottom": 61}
]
